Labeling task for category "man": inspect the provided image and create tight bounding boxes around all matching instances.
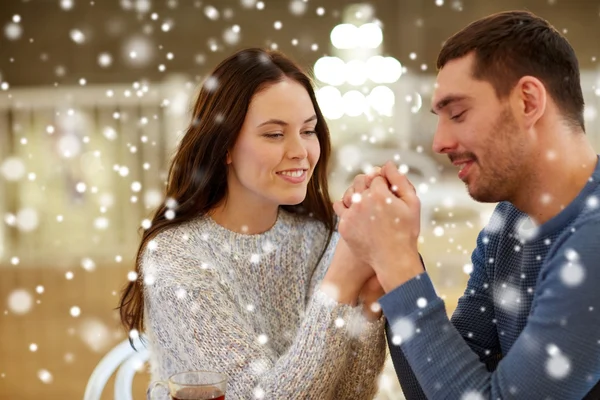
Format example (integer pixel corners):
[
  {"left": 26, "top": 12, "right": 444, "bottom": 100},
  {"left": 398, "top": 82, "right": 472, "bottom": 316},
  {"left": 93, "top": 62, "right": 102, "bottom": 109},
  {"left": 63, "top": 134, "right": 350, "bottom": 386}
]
[{"left": 334, "top": 10, "right": 600, "bottom": 399}]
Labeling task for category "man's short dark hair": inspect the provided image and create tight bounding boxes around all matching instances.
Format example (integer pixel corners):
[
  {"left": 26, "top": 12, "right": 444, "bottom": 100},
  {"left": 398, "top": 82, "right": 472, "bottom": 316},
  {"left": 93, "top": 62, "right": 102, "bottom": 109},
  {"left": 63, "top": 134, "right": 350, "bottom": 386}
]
[{"left": 437, "top": 10, "right": 585, "bottom": 131}]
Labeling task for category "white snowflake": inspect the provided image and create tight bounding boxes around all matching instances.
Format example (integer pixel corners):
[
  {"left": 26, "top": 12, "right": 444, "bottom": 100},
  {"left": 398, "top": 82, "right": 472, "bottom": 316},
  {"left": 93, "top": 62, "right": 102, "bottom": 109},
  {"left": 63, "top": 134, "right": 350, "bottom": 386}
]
[
  {"left": 7, "top": 289, "right": 33, "bottom": 315},
  {"left": 223, "top": 26, "right": 240, "bottom": 45},
  {"left": 60, "top": 0, "right": 74, "bottom": 10},
  {"left": 37, "top": 369, "right": 53, "bottom": 384},
  {"left": 461, "top": 390, "right": 484, "bottom": 400},
  {"left": 81, "top": 258, "right": 96, "bottom": 272},
  {"left": 370, "top": 302, "right": 381, "bottom": 312},
  {"left": 0, "top": 156, "right": 25, "bottom": 181},
  {"left": 204, "top": 76, "right": 219, "bottom": 92},
  {"left": 144, "top": 273, "right": 156, "bottom": 286},
  {"left": 249, "top": 358, "right": 269, "bottom": 376},
  {"left": 257, "top": 334, "right": 268, "bottom": 345},
  {"left": 79, "top": 318, "right": 111, "bottom": 353},
  {"left": 253, "top": 386, "right": 266, "bottom": 399},
  {"left": 16, "top": 208, "right": 39, "bottom": 232},
  {"left": 289, "top": 0, "right": 307, "bottom": 15},
  {"left": 5, "top": 22, "right": 23, "bottom": 40},
  {"left": 147, "top": 240, "right": 158, "bottom": 251},
  {"left": 565, "top": 248, "right": 579, "bottom": 261},
  {"left": 493, "top": 283, "right": 520, "bottom": 313},
  {"left": 165, "top": 209, "right": 175, "bottom": 220},
  {"left": 390, "top": 317, "right": 415, "bottom": 345},
  {"left": 241, "top": 0, "right": 256, "bottom": 8},
  {"left": 546, "top": 344, "right": 571, "bottom": 379},
  {"left": 261, "top": 240, "right": 276, "bottom": 253},
  {"left": 560, "top": 260, "right": 585, "bottom": 287},
  {"left": 515, "top": 216, "right": 540, "bottom": 241},
  {"left": 483, "top": 213, "right": 506, "bottom": 234},
  {"left": 463, "top": 264, "right": 473, "bottom": 275}
]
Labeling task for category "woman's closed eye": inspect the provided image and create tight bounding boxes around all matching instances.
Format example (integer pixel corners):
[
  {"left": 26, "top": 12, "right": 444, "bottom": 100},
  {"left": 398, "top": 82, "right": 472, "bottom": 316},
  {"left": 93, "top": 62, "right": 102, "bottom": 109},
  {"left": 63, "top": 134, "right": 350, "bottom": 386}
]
[
  {"left": 263, "top": 130, "right": 316, "bottom": 139},
  {"left": 263, "top": 132, "right": 284, "bottom": 139}
]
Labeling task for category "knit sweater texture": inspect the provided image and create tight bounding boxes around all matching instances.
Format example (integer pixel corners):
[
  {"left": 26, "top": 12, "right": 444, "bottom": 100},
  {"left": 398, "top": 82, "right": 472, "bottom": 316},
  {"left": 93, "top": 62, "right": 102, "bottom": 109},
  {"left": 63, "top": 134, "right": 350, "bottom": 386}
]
[{"left": 142, "top": 208, "right": 387, "bottom": 399}]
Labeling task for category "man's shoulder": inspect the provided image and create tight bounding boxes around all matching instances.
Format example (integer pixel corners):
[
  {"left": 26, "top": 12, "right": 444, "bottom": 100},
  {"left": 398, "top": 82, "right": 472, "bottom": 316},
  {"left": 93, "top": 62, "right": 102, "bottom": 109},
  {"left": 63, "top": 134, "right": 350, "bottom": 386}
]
[
  {"left": 573, "top": 183, "right": 600, "bottom": 222},
  {"left": 546, "top": 186, "right": 600, "bottom": 261}
]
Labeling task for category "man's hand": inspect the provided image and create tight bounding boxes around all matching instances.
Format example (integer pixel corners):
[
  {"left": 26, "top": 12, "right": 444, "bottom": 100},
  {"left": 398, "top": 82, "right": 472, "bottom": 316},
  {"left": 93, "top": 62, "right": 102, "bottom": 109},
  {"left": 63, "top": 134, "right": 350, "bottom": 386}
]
[
  {"left": 334, "top": 161, "right": 424, "bottom": 293},
  {"left": 339, "top": 167, "right": 382, "bottom": 209}
]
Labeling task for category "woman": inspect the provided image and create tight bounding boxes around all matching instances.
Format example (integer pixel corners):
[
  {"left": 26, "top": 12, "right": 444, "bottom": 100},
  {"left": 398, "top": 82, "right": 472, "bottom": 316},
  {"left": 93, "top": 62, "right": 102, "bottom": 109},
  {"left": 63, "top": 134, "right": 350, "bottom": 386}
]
[{"left": 119, "top": 48, "right": 386, "bottom": 399}]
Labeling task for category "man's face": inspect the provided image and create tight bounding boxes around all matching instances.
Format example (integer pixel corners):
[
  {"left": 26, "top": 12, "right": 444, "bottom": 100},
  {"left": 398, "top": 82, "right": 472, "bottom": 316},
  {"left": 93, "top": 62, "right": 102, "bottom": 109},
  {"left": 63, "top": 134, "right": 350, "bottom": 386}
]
[{"left": 431, "top": 52, "right": 527, "bottom": 203}]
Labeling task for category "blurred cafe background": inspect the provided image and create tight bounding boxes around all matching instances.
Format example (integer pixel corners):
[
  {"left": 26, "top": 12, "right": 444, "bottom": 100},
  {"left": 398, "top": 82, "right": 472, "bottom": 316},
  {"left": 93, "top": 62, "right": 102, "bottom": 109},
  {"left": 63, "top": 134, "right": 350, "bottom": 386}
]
[{"left": 2, "top": 0, "right": 600, "bottom": 398}]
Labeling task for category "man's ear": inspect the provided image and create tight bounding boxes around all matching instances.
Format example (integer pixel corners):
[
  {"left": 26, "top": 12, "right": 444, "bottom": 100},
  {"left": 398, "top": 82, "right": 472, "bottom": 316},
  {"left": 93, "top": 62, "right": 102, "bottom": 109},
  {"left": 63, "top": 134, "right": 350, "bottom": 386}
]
[{"left": 513, "top": 75, "right": 547, "bottom": 130}]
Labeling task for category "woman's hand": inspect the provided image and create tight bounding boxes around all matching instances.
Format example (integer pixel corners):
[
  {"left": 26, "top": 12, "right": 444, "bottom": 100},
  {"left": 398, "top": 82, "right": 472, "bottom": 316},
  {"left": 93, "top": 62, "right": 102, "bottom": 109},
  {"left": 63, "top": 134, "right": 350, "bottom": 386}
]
[
  {"left": 358, "top": 275, "right": 385, "bottom": 321},
  {"left": 321, "top": 238, "right": 375, "bottom": 306}
]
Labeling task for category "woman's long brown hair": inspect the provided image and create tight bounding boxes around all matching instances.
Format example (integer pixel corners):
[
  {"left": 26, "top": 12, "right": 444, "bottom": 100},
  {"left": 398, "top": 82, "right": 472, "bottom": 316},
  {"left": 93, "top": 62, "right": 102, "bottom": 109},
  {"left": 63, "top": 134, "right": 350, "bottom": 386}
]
[{"left": 118, "top": 48, "right": 335, "bottom": 340}]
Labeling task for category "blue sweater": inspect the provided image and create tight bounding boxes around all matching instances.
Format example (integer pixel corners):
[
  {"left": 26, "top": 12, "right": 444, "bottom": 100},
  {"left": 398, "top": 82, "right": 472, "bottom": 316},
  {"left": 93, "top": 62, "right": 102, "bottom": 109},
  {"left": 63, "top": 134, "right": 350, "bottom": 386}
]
[{"left": 380, "top": 157, "right": 600, "bottom": 399}]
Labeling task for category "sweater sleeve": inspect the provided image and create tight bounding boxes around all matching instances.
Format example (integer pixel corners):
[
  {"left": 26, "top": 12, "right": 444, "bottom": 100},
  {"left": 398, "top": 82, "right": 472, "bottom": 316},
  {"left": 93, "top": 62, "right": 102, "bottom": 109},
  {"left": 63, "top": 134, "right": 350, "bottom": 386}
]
[
  {"left": 305, "top": 229, "right": 387, "bottom": 399},
  {"left": 331, "top": 314, "right": 387, "bottom": 399},
  {"left": 385, "top": 232, "right": 502, "bottom": 399},
  {"left": 379, "top": 220, "right": 600, "bottom": 399},
  {"left": 143, "top": 228, "right": 360, "bottom": 400}
]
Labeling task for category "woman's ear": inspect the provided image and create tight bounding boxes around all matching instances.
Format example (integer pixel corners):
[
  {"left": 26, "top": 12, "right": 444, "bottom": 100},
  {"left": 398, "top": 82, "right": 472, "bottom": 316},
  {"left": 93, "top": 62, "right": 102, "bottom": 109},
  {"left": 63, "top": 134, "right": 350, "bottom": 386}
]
[{"left": 225, "top": 152, "right": 232, "bottom": 165}]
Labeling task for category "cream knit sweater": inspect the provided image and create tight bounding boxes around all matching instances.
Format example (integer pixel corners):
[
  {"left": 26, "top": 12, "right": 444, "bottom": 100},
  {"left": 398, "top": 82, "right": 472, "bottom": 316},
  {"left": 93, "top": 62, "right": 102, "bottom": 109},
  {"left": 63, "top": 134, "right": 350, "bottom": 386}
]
[{"left": 142, "top": 208, "right": 387, "bottom": 399}]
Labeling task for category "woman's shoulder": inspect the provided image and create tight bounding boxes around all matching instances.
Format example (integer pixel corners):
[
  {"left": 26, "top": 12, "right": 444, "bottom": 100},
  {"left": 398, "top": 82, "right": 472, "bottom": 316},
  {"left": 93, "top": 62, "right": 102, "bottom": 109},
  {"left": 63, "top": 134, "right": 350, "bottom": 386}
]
[
  {"left": 146, "top": 218, "right": 208, "bottom": 253},
  {"left": 140, "top": 218, "right": 216, "bottom": 282}
]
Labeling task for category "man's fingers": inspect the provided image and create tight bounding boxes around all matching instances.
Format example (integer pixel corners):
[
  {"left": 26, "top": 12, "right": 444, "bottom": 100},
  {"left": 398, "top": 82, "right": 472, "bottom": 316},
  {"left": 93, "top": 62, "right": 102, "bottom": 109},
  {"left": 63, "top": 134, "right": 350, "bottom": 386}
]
[
  {"left": 381, "top": 161, "right": 418, "bottom": 203},
  {"left": 364, "top": 166, "right": 382, "bottom": 187},
  {"left": 369, "top": 176, "right": 398, "bottom": 203}
]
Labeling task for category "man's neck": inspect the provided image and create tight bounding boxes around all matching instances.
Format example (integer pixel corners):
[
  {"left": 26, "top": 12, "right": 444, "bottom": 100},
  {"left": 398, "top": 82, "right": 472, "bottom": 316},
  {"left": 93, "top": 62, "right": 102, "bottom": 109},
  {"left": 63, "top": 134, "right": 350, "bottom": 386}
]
[{"left": 511, "top": 136, "right": 597, "bottom": 225}]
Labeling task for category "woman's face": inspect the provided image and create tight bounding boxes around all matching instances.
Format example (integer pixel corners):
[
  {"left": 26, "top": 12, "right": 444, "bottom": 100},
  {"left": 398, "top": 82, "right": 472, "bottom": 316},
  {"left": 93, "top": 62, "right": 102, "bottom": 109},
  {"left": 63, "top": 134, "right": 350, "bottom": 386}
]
[{"left": 226, "top": 78, "right": 321, "bottom": 209}]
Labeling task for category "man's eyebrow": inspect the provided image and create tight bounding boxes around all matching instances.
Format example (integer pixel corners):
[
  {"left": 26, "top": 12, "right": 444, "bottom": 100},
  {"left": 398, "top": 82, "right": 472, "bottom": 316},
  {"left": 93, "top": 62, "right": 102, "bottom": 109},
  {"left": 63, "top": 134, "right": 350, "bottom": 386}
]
[{"left": 430, "top": 95, "right": 471, "bottom": 115}]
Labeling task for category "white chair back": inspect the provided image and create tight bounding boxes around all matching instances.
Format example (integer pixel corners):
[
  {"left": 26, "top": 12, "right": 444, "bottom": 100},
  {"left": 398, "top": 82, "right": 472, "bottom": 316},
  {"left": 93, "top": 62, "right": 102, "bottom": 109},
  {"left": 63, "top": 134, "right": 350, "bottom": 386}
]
[
  {"left": 83, "top": 336, "right": 148, "bottom": 400},
  {"left": 114, "top": 346, "right": 151, "bottom": 400}
]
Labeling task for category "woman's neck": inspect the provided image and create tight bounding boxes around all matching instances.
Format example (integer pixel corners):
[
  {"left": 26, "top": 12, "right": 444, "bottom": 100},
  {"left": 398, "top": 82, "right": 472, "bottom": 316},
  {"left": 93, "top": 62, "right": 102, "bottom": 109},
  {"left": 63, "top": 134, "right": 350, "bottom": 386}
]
[{"left": 209, "top": 197, "right": 279, "bottom": 235}]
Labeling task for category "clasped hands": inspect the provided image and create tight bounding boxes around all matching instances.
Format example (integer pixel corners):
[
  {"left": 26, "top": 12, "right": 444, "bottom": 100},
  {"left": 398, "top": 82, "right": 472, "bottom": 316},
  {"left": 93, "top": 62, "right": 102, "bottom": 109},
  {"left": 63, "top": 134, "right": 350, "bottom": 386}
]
[{"left": 323, "top": 161, "right": 425, "bottom": 320}]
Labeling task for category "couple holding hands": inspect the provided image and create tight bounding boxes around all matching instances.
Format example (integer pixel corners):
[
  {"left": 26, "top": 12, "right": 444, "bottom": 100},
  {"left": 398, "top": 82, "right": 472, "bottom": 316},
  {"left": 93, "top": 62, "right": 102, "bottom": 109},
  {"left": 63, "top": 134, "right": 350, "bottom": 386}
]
[{"left": 121, "top": 10, "right": 600, "bottom": 400}]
